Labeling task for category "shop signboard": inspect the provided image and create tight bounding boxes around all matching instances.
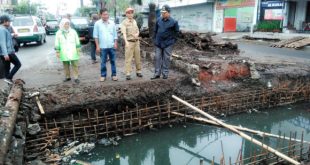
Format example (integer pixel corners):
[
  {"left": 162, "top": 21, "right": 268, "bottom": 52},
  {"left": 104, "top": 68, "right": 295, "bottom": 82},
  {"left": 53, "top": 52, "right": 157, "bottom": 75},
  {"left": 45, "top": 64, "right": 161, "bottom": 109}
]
[
  {"left": 261, "top": 1, "right": 284, "bottom": 8},
  {"left": 216, "top": 0, "right": 256, "bottom": 9},
  {"left": 264, "top": 9, "right": 283, "bottom": 20}
]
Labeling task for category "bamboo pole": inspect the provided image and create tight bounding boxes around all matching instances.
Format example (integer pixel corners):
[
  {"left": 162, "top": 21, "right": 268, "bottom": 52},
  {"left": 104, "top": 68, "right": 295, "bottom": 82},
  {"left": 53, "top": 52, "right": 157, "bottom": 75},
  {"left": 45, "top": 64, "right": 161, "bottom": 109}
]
[
  {"left": 172, "top": 95, "right": 301, "bottom": 165},
  {"left": 171, "top": 111, "right": 310, "bottom": 145}
]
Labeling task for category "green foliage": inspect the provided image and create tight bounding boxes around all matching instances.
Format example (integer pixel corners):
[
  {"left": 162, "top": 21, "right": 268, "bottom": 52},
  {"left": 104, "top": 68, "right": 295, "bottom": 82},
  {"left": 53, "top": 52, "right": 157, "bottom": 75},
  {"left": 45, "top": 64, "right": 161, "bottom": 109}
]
[
  {"left": 90, "top": 0, "right": 130, "bottom": 16},
  {"left": 256, "top": 20, "right": 281, "bottom": 32},
  {"left": 75, "top": 7, "right": 97, "bottom": 17},
  {"left": 13, "top": 0, "right": 40, "bottom": 15},
  {"left": 130, "top": 0, "right": 142, "bottom": 6}
]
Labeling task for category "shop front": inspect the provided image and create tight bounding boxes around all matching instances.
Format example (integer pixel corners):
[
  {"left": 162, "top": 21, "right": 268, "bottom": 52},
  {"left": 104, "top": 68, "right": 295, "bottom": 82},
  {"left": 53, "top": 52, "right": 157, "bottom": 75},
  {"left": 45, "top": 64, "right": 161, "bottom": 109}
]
[
  {"left": 283, "top": 0, "right": 310, "bottom": 32},
  {"left": 213, "top": 0, "right": 257, "bottom": 33},
  {"left": 256, "top": 0, "right": 284, "bottom": 32}
]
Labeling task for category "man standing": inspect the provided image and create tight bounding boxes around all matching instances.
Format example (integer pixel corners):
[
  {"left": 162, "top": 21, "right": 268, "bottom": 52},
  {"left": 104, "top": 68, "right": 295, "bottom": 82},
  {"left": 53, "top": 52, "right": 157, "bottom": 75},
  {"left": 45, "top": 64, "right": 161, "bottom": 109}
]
[
  {"left": 121, "top": 7, "right": 143, "bottom": 80},
  {"left": 151, "top": 5, "right": 179, "bottom": 80},
  {"left": 0, "top": 15, "right": 21, "bottom": 84},
  {"left": 88, "top": 14, "right": 99, "bottom": 64},
  {"left": 93, "top": 8, "right": 118, "bottom": 82}
]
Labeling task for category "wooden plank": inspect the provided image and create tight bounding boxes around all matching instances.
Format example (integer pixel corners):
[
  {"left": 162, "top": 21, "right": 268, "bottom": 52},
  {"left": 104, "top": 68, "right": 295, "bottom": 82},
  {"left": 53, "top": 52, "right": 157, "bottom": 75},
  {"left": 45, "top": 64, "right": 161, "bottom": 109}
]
[
  {"left": 270, "top": 37, "right": 305, "bottom": 48},
  {"left": 36, "top": 96, "right": 45, "bottom": 115},
  {"left": 285, "top": 38, "right": 310, "bottom": 49}
]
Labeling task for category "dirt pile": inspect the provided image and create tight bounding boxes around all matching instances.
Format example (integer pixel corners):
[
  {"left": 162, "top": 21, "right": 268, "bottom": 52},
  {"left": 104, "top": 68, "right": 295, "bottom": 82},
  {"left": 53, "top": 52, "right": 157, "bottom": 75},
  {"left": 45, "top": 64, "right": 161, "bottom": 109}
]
[
  {"left": 178, "top": 31, "right": 239, "bottom": 54},
  {"left": 140, "top": 30, "right": 239, "bottom": 56}
]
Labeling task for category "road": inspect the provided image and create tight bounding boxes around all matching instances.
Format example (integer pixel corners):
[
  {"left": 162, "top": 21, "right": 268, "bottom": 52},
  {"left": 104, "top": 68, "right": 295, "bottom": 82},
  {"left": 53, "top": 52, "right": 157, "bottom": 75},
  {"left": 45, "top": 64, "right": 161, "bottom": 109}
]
[
  {"left": 0, "top": 35, "right": 166, "bottom": 88},
  {"left": 238, "top": 41, "right": 310, "bottom": 64},
  {"left": 0, "top": 36, "right": 310, "bottom": 89}
]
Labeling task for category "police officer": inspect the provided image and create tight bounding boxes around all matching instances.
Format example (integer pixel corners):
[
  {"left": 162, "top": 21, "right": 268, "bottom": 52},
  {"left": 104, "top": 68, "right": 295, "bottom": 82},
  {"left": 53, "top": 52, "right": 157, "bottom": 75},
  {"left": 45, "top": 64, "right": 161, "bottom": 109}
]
[{"left": 121, "top": 7, "right": 143, "bottom": 80}]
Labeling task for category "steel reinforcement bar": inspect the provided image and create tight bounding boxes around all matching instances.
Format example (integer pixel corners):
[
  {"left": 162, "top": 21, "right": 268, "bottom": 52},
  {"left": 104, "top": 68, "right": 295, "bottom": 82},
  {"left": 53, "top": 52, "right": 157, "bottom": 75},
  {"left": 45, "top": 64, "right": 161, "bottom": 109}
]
[{"left": 25, "top": 82, "right": 310, "bottom": 161}]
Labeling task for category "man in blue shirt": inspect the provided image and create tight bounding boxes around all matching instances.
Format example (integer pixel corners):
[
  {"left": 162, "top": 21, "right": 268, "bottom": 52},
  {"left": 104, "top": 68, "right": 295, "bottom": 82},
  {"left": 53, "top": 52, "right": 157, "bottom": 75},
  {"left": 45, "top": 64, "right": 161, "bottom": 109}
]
[
  {"left": 93, "top": 8, "right": 118, "bottom": 82},
  {"left": 151, "top": 5, "right": 179, "bottom": 80},
  {"left": 0, "top": 15, "right": 21, "bottom": 84}
]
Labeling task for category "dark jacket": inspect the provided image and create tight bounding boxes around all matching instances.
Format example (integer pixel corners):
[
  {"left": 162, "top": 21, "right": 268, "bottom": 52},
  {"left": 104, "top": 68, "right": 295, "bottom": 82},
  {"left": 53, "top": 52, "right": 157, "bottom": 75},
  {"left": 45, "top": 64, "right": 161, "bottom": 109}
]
[
  {"left": 154, "top": 17, "right": 179, "bottom": 48},
  {"left": 88, "top": 21, "right": 95, "bottom": 42}
]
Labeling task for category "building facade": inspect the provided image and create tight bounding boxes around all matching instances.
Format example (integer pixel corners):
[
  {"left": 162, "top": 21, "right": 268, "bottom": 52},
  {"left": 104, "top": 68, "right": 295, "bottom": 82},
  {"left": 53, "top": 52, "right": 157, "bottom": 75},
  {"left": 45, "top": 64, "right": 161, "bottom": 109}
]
[
  {"left": 0, "top": 0, "right": 13, "bottom": 13},
  {"left": 157, "top": 0, "right": 215, "bottom": 32},
  {"left": 142, "top": 0, "right": 309, "bottom": 33},
  {"left": 213, "top": 0, "right": 259, "bottom": 33},
  {"left": 282, "top": 0, "right": 310, "bottom": 32}
]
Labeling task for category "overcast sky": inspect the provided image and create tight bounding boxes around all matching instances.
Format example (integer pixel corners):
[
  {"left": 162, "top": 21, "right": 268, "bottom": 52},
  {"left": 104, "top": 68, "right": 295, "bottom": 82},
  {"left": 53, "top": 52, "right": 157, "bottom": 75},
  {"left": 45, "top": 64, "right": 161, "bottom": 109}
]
[{"left": 30, "top": 0, "right": 92, "bottom": 14}]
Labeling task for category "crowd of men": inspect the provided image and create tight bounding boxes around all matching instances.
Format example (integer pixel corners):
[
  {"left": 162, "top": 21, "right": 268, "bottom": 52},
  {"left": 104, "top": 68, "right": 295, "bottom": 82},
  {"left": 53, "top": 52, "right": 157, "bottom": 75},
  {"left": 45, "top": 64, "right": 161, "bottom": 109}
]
[{"left": 0, "top": 4, "right": 179, "bottom": 85}]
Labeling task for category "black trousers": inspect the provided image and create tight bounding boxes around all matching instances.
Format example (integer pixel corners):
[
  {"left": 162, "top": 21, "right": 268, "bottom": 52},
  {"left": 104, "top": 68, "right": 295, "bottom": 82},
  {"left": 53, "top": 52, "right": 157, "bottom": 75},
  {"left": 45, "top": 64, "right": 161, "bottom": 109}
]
[{"left": 0, "top": 53, "right": 21, "bottom": 80}]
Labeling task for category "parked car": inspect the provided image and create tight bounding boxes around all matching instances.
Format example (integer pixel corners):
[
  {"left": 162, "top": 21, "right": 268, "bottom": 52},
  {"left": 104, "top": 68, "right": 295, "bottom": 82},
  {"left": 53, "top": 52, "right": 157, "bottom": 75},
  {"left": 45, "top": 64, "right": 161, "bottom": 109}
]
[
  {"left": 71, "top": 17, "right": 89, "bottom": 44},
  {"left": 45, "top": 20, "right": 59, "bottom": 35},
  {"left": 12, "top": 16, "right": 46, "bottom": 45}
]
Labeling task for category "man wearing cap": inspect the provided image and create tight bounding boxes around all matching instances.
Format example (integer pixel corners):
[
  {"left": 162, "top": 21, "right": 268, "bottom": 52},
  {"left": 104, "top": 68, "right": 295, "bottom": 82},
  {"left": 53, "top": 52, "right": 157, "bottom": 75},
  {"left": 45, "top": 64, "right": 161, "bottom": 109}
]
[
  {"left": 121, "top": 7, "right": 143, "bottom": 80},
  {"left": 151, "top": 4, "right": 179, "bottom": 80},
  {"left": 0, "top": 15, "right": 21, "bottom": 84}
]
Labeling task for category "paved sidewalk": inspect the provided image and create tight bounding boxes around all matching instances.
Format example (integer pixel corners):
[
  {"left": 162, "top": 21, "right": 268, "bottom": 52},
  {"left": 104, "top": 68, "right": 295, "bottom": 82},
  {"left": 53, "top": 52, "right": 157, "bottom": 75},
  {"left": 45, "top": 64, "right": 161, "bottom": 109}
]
[{"left": 216, "top": 32, "right": 310, "bottom": 40}]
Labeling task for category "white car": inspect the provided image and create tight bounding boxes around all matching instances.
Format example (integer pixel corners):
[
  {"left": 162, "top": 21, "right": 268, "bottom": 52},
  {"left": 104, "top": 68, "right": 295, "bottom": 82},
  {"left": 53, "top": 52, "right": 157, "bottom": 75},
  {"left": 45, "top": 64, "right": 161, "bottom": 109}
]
[{"left": 12, "top": 16, "right": 46, "bottom": 45}]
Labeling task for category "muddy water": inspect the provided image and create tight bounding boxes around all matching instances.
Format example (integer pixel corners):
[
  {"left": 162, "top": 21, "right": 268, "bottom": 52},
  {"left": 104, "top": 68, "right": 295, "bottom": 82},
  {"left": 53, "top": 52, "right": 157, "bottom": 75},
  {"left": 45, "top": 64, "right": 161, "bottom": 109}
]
[{"left": 75, "top": 103, "right": 310, "bottom": 165}]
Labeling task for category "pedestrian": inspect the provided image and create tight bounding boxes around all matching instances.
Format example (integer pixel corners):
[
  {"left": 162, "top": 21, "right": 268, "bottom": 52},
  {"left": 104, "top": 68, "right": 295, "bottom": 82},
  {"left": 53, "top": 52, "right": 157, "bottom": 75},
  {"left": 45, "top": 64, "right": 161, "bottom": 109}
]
[
  {"left": 120, "top": 7, "right": 143, "bottom": 80},
  {"left": 7, "top": 24, "right": 19, "bottom": 52},
  {"left": 55, "top": 18, "right": 81, "bottom": 84},
  {"left": 151, "top": 5, "right": 179, "bottom": 80},
  {"left": 88, "top": 13, "right": 99, "bottom": 64},
  {"left": 93, "top": 8, "right": 118, "bottom": 82},
  {"left": 0, "top": 15, "right": 21, "bottom": 84}
]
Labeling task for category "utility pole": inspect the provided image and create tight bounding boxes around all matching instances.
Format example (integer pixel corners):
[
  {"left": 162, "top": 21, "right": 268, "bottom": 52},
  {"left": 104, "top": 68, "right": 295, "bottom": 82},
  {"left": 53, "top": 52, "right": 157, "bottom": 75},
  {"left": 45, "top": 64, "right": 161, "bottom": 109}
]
[
  {"left": 114, "top": 0, "right": 116, "bottom": 19},
  {"left": 80, "top": 0, "right": 84, "bottom": 7}
]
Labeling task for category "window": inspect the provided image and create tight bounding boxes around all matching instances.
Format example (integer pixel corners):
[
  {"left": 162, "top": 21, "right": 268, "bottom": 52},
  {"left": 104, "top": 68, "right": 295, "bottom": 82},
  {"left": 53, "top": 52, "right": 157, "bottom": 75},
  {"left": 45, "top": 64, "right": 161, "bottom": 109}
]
[{"left": 12, "top": 17, "right": 33, "bottom": 26}]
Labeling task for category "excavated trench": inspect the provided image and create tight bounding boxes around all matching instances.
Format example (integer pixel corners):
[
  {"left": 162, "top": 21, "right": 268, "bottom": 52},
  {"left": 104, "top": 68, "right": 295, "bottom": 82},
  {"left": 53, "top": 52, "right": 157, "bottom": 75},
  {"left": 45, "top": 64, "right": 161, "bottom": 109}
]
[
  {"left": 2, "top": 32, "right": 310, "bottom": 164},
  {"left": 20, "top": 74, "right": 310, "bottom": 164}
]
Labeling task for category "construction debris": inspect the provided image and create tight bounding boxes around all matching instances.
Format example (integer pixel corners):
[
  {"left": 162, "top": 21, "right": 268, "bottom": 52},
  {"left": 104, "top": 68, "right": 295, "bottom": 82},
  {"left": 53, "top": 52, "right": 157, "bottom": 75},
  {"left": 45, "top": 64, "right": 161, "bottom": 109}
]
[
  {"left": 270, "top": 36, "right": 310, "bottom": 49},
  {"left": 62, "top": 142, "right": 95, "bottom": 156},
  {"left": 178, "top": 31, "right": 239, "bottom": 54},
  {"left": 27, "top": 123, "right": 41, "bottom": 135}
]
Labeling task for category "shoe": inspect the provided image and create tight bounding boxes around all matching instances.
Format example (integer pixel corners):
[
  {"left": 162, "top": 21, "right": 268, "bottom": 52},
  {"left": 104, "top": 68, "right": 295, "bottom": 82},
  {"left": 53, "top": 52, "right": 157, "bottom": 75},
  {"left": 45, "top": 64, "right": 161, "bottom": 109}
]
[
  {"left": 100, "top": 77, "right": 106, "bottom": 82},
  {"left": 126, "top": 75, "right": 131, "bottom": 80},
  {"left": 92, "top": 60, "right": 97, "bottom": 64},
  {"left": 4, "top": 79, "right": 13, "bottom": 84},
  {"left": 163, "top": 75, "right": 168, "bottom": 79},
  {"left": 112, "top": 76, "right": 118, "bottom": 81},
  {"left": 150, "top": 75, "right": 160, "bottom": 80},
  {"left": 74, "top": 79, "right": 80, "bottom": 84},
  {"left": 63, "top": 78, "right": 71, "bottom": 82},
  {"left": 136, "top": 73, "right": 143, "bottom": 77}
]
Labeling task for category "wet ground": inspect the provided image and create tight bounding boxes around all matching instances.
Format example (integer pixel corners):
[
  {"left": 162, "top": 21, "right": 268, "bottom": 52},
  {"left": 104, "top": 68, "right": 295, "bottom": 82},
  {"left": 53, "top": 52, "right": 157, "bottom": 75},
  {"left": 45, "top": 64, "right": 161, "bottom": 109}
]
[{"left": 73, "top": 103, "right": 310, "bottom": 165}]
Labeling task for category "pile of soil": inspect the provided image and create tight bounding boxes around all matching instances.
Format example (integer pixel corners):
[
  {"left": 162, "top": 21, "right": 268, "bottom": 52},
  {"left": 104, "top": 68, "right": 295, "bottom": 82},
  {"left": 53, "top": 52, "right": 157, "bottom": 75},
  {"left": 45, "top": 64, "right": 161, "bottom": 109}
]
[{"left": 140, "top": 30, "right": 239, "bottom": 58}]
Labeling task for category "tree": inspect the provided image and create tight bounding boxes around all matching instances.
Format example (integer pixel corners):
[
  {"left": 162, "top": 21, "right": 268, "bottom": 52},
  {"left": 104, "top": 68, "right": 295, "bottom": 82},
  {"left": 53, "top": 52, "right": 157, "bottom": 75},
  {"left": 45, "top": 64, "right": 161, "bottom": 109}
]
[
  {"left": 13, "top": 0, "right": 41, "bottom": 15},
  {"left": 130, "top": 0, "right": 142, "bottom": 6},
  {"left": 90, "top": 0, "right": 130, "bottom": 17},
  {"left": 75, "top": 7, "right": 97, "bottom": 17},
  {"left": 148, "top": 2, "right": 156, "bottom": 38}
]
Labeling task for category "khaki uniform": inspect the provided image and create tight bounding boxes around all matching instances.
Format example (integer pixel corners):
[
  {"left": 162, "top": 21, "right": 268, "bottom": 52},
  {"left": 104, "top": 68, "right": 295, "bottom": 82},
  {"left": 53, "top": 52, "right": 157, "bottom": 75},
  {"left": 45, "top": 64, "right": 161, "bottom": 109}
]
[{"left": 121, "top": 18, "right": 142, "bottom": 76}]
